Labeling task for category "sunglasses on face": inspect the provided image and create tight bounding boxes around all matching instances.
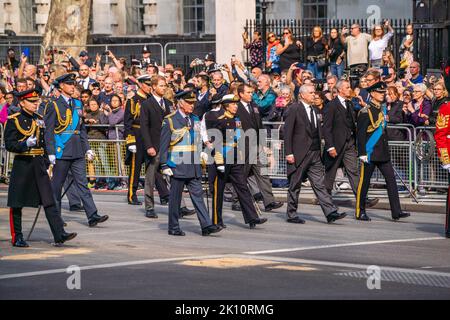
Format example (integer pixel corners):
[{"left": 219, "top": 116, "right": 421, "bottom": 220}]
[{"left": 283, "top": 32, "right": 290, "bottom": 35}]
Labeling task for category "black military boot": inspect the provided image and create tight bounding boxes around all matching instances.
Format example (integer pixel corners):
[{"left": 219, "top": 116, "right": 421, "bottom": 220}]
[{"left": 13, "top": 237, "right": 29, "bottom": 248}]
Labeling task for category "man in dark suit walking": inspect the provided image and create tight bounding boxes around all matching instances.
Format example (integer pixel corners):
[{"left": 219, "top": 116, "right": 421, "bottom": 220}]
[
  {"left": 284, "top": 83, "right": 347, "bottom": 224},
  {"left": 236, "top": 83, "right": 283, "bottom": 212},
  {"left": 322, "top": 80, "right": 379, "bottom": 207}
]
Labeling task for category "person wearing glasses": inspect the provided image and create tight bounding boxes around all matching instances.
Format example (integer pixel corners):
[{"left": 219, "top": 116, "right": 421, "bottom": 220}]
[
  {"left": 429, "top": 83, "right": 449, "bottom": 126},
  {"left": 368, "top": 21, "right": 394, "bottom": 68},
  {"left": 277, "top": 28, "right": 303, "bottom": 73},
  {"left": 266, "top": 32, "right": 281, "bottom": 74},
  {"left": 341, "top": 24, "right": 372, "bottom": 74},
  {"left": 405, "top": 83, "right": 432, "bottom": 127}
]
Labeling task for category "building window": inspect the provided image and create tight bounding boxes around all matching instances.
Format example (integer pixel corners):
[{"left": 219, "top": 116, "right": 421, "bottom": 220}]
[
  {"left": 19, "top": 0, "right": 37, "bottom": 34},
  {"left": 183, "top": 0, "right": 205, "bottom": 34},
  {"left": 126, "top": 0, "right": 145, "bottom": 35},
  {"left": 303, "top": 0, "right": 328, "bottom": 24},
  {"left": 256, "top": 0, "right": 262, "bottom": 23}
]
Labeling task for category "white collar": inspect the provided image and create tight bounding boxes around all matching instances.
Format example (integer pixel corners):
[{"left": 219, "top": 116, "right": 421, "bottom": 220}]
[{"left": 338, "top": 95, "right": 347, "bottom": 105}]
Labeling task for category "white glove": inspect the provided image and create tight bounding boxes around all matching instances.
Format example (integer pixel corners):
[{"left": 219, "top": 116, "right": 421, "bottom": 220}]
[
  {"left": 217, "top": 165, "right": 225, "bottom": 173},
  {"left": 48, "top": 154, "right": 56, "bottom": 165},
  {"left": 442, "top": 164, "right": 450, "bottom": 172},
  {"left": 86, "top": 150, "right": 95, "bottom": 161},
  {"left": 128, "top": 145, "right": 137, "bottom": 153},
  {"left": 200, "top": 152, "right": 208, "bottom": 164},
  {"left": 26, "top": 135, "right": 37, "bottom": 147},
  {"left": 359, "top": 155, "right": 369, "bottom": 163},
  {"left": 162, "top": 168, "right": 173, "bottom": 176}
]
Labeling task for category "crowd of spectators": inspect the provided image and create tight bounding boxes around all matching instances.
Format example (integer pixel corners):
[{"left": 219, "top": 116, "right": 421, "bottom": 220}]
[{"left": 1, "top": 20, "right": 449, "bottom": 190}]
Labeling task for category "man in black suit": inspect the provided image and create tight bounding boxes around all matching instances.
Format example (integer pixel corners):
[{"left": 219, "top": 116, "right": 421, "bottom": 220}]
[
  {"left": 284, "top": 83, "right": 347, "bottom": 224},
  {"left": 322, "top": 80, "right": 379, "bottom": 207},
  {"left": 140, "top": 75, "right": 194, "bottom": 218},
  {"left": 193, "top": 74, "right": 210, "bottom": 119},
  {"left": 236, "top": 83, "right": 283, "bottom": 212}
]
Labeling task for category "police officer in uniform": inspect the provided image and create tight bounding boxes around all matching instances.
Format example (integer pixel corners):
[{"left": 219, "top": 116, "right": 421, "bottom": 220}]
[
  {"left": 124, "top": 75, "right": 170, "bottom": 206},
  {"left": 211, "top": 94, "right": 268, "bottom": 229},
  {"left": 44, "top": 73, "right": 108, "bottom": 227},
  {"left": 159, "top": 90, "right": 222, "bottom": 236},
  {"left": 355, "top": 81, "right": 411, "bottom": 221},
  {"left": 5, "top": 89, "right": 77, "bottom": 247}
]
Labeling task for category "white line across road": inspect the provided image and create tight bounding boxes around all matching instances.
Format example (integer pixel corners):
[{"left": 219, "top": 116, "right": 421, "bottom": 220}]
[
  {"left": 243, "top": 237, "right": 446, "bottom": 255},
  {"left": 0, "top": 237, "right": 447, "bottom": 281}
]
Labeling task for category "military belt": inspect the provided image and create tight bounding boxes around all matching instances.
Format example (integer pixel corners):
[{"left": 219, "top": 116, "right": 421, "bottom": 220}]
[{"left": 16, "top": 148, "right": 45, "bottom": 156}]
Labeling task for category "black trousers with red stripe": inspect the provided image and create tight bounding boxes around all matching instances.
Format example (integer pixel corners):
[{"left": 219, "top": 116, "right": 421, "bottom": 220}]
[
  {"left": 9, "top": 205, "right": 64, "bottom": 244},
  {"left": 211, "top": 164, "right": 259, "bottom": 225},
  {"left": 446, "top": 174, "right": 450, "bottom": 235}
]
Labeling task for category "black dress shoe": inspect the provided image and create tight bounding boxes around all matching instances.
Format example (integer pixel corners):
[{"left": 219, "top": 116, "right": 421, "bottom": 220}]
[
  {"left": 168, "top": 229, "right": 185, "bottom": 236},
  {"left": 54, "top": 232, "right": 77, "bottom": 246},
  {"left": 69, "top": 205, "right": 84, "bottom": 212},
  {"left": 356, "top": 212, "right": 371, "bottom": 221},
  {"left": 366, "top": 198, "right": 380, "bottom": 208},
  {"left": 249, "top": 217, "right": 268, "bottom": 229},
  {"left": 218, "top": 222, "right": 227, "bottom": 229},
  {"left": 13, "top": 237, "right": 29, "bottom": 248},
  {"left": 180, "top": 207, "right": 195, "bottom": 217},
  {"left": 88, "top": 213, "right": 109, "bottom": 227},
  {"left": 287, "top": 216, "right": 306, "bottom": 224},
  {"left": 232, "top": 203, "right": 241, "bottom": 211},
  {"left": 327, "top": 211, "right": 347, "bottom": 224},
  {"left": 202, "top": 225, "right": 223, "bottom": 236},
  {"left": 160, "top": 196, "right": 169, "bottom": 205},
  {"left": 253, "top": 193, "right": 264, "bottom": 203},
  {"left": 145, "top": 209, "right": 158, "bottom": 218},
  {"left": 128, "top": 200, "right": 142, "bottom": 205},
  {"left": 393, "top": 212, "right": 411, "bottom": 221},
  {"left": 265, "top": 201, "right": 283, "bottom": 211}
]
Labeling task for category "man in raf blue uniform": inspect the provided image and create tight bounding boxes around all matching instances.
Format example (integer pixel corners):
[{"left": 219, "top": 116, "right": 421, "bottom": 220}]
[
  {"left": 5, "top": 89, "right": 77, "bottom": 247},
  {"left": 159, "top": 90, "right": 222, "bottom": 236},
  {"left": 355, "top": 81, "right": 411, "bottom": 222},
  {"left": 44, "top": 73, "right": 108, "bottom": 227}
]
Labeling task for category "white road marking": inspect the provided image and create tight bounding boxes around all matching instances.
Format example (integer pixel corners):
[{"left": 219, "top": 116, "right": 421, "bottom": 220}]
[{"left": 243, "top": 237, "right": 446, "bottom": 255}]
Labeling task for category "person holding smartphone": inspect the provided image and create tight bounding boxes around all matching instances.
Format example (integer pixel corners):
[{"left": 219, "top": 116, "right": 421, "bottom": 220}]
[{"left": 277, "top": 27, "right": 303, "bottom": 72}]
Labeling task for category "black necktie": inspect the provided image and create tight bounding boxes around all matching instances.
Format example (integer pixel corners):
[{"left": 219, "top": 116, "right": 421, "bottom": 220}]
[
  {"left": 309, "top": 107, "right": 315, "bottom": 129},
  {"left": 159, "top": 98, "right": 165, "bottom": 111},
  {"left": 186, "top": 116, "right": 192, "bottom": 128}
]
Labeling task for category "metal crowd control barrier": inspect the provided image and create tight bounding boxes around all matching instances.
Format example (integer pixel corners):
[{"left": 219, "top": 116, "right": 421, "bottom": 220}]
[
  {"left": 164, "top": 41, "right": 216, "bottom": 71},
  {"left": 0, "top": 43, "right": 45, "bottom": 66},
  {"left": 415, "top": 126, "right": 448, "bottom": 190},
  {"left": 48, "top": 43, "right": 164, "bottom": 67}
]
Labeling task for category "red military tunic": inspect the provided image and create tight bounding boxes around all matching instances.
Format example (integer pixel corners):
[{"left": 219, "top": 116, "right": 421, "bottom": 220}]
[{"left": 434, "top": 101, "right": 450, "bottom": 237}]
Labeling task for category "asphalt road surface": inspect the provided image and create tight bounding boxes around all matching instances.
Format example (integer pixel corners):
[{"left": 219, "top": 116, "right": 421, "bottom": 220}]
[{"left": 0, "top": 192, "right": 449, "bottom": 300}]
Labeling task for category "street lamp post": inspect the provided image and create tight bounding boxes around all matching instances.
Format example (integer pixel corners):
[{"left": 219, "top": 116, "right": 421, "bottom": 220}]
[{"left": 261, "top": 0, "right": 267, "bottom": 71}]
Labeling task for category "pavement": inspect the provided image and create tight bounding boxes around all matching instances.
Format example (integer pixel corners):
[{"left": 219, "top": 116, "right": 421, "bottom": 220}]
[{"left": 0, "top": 188, "right": 449, "bottom": 300}]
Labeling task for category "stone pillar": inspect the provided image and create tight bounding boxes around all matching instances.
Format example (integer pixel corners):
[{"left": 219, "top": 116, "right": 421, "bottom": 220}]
[
  {"left": 92, "top": 0, "right": 112, "bottom": 35},
  {"left": 0, "top": 0, "right": 4, "bottom": 35},
  {"left": 215, "top": 0, "right": 255, "bottom": 64}
]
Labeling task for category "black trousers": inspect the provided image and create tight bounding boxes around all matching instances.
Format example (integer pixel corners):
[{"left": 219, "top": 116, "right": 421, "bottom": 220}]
[
  {"left": 212, "top": 164, "right": 259, "bottom": 225},
  {"left": 356, "top": 160, "right": 402, "bottom": 218},
  {"left": 446, "top": 174, "right": 450, "bottom": 235},
  {"left": 9, "top": 206, "right": 64, "bottom": 243}
]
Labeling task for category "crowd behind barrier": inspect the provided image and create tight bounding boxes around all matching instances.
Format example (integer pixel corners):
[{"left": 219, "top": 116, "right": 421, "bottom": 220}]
[{"left": 0, "top": 122, "right": 446, "bottom": 200}]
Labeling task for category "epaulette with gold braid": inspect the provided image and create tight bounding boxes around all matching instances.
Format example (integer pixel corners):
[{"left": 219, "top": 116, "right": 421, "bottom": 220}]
[
  {"left": 7, "top": 112, "right": 20, "bottom": 119},
  {"left": 164, "top": 111, "right": 177, "bottom": 119}
]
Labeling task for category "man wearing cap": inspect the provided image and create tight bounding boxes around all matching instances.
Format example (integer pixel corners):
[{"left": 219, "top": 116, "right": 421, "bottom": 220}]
[
  {"left": 141, "top": 45, "right": 158, "bottom": 68},
  {"left": 5, "top": 89, "right": 77, "bottom": 247},
  {"left": 44, "top": 73, "right": 109, "bottom": 227},
  {"left": 159, "top": 89, "right": 222, "bottom": 236},
  {"left": 211, "top": 94, "right": 268, "bottom": 229},
  {"left": 355, "top": 81, "right": 411, "bottom": 222},
  {"left": 79, "top": 50, "right": 93, "bottom": 68},
  {"left": 140, "top": 75, "right": 195, "bottom": 218},
  {"left": 124, "top": 74, "right": 154, "bottom": 205}
]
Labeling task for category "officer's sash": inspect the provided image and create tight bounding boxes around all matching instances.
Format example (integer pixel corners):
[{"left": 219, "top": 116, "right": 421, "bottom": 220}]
[
  {"left": 54, "top": 100, "right": 81, "bottom": 159},
  {"left": 223, "top": 116, "right": 242, "bottom": 159},
  {"left": 366, "top": 105, "right": 386, "bottom": 163}
]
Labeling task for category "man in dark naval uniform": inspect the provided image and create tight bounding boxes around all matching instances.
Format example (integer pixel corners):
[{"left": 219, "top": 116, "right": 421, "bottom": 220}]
[
  {"left": 159, "top": 90, "right": 222, "bottom": 236},
  {"left": 355, "top": 81, "right": 411, "bottom": 221},
  {"left": 124, "top": 74, "right": 170, "bottom": 206},
  {"left": 44, "top": 73, "right": 108, "bottom": 227},
  {"left": 5, "top": 89, "right": 77, "bottom": 247},
  {"left": 210, "top": 94, "right": 268, "bottom": 229}
]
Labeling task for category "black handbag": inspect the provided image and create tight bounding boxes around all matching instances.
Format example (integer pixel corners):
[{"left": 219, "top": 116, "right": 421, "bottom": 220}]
[{"left": 316, "top": 54, "right": 328, "bottom": 68}]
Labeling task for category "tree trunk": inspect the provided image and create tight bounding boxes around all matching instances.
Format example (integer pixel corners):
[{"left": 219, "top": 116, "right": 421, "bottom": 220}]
[{"left": 41, "top": 0, "right": 91, "bottom": 64}]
